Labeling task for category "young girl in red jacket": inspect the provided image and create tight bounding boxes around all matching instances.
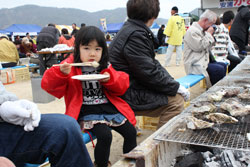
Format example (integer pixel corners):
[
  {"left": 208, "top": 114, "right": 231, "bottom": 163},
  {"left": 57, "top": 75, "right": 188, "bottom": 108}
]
[{"left": 41, "top": 26, "right": 137, "bottom": 167}]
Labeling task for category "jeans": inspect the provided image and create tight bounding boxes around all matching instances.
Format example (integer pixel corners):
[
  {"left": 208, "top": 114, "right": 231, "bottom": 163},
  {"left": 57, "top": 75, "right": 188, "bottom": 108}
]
[
  {"left": 207, "top": 62, "right": 227, "bottom": 85},
  {"left": 0, "top": 114, "right": 93, "bottom": 167}
]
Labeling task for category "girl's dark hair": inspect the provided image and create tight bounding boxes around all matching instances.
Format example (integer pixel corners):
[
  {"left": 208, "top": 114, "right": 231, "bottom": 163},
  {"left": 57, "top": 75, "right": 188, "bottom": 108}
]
[
  {"left": 73, "top": 26, "right": 108, "bottom": 71},
  {"left": 127, "top": 0, "right": 160, "bottom": 23}
]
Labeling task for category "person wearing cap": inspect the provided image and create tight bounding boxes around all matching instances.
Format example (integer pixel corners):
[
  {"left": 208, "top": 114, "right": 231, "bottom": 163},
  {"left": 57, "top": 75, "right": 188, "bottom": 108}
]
[
  {"left": 0, "top": 34, "right": 19, "bottom": 68},
  {"left": 163, "top": 6, "right": 186, "bottom": 66}
]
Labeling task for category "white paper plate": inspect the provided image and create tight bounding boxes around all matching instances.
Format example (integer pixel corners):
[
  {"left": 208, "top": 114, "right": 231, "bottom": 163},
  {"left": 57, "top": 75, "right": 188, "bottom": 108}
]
[{"left": 71, "top": 74, "right": 109, "bottom": 81}]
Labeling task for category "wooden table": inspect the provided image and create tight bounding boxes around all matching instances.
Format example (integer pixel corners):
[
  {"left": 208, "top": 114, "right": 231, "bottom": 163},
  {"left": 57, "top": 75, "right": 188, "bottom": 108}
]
[
  {"left": 37, "top": 49, "right": 74, "bottom": 71},
  {"left": 37, "top": 49, "right": 74, "bottom": 55}
]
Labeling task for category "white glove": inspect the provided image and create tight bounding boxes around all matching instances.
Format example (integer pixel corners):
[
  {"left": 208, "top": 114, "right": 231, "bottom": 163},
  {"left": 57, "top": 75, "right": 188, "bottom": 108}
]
[
  {"left": 165, "top": 36, "right": 169, "bottom": 43},
  {"left": 0, "top": 100, "right": 41, "bottom": 131},
  {"left": 177, "top": 85, "right": 190, "bottom": 102},
  {"left": 0, "top": 82, "right": 18, "bottom": 105}
]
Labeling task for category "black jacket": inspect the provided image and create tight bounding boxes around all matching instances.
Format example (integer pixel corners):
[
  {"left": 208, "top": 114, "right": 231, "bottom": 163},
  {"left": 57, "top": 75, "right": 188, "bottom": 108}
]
[
  {"left": 37, "top": 26, "right": 59, "bottom": 48},
  {"left": 109, "top": 19, "right": 180, "bottom": 111},
  {"left": 230, "top": 6, "right": 250, "bottom": 45}
]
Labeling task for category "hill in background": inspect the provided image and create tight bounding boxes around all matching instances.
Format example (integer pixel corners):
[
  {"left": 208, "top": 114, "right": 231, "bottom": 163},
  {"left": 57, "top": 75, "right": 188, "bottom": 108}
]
[{"left": 0, "top": 5, "right": 168, "bottom": 29}]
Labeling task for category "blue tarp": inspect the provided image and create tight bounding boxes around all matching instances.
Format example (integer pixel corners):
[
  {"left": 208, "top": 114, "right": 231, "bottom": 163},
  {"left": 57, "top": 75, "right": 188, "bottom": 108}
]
[
  {"left": 0, "top": 29, "right": 10, "bottom": 35},
  {"left": 3, "top": 24, "right": 42, "bottom": 35},
  {"left": 150, "top": 22, "right": 160, "bottom": 29},
  {"left": 99, "top": 22, "right": 124, "bottom": 33}
]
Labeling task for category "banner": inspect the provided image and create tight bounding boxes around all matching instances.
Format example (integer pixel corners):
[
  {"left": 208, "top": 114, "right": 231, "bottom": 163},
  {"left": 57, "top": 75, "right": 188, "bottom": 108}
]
[
  {"left": 100, "top": 18, "right": 107, "bottom": 32},
  {"left": 220, "top": 0, "right": 250, "bottom": 8}
]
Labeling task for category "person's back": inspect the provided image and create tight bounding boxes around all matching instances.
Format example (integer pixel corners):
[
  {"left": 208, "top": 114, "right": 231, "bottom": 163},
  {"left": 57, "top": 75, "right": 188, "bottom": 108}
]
[
  {"left": 58, "top": 28, "right": 75, "bottom": 47},
  {"left": 163, "top": 6, "right": 186, "bottom": 66},
  {"left": 58, "top": 35, "right": 75, "bottom": 47},
  {"left": 109, "top": 0, "right": 189, "bottom": 129},
  {"left": 230, "top": 5, "right": 250, "bottom": 54},
  {"left": 164, "top": 15, "right": 185, "bottom": 46},
  {"left": 37, "top": 24, "right": 60, "bottom": 75},
  {"left": 37, "top": 26, "right": 58, "bottom": 48},
  {"left": 0, "top": 35, "right": 19, "bottom": 66}
]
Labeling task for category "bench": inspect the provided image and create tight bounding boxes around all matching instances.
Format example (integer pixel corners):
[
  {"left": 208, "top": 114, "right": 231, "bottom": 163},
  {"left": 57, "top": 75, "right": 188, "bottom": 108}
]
[
  {"left": 157, "top": 46, "right": 167, "bottom": 54},
  {"left": 176, "top": 74, "right": 206, "bottom": 89},
  {"left": 24, "top": 132, "right": 96, "bottom": 167}
]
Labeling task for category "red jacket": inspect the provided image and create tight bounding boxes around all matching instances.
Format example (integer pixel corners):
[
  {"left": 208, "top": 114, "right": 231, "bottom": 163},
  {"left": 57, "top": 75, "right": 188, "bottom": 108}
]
[
  {"left": 58, "top": 35, "right": 75, "bottom": 47},
  {"left": 41, "top": 55, "right": 136, "bottom": 126}
]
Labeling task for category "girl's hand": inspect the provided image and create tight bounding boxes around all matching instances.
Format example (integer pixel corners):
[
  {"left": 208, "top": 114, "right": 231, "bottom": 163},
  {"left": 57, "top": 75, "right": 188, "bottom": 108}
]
[
  {"left": 60, "top": 62, "right": 71, "bottom": 75},
  {"left": 100, "top": 72, "right": 110, "bottom": 83}
]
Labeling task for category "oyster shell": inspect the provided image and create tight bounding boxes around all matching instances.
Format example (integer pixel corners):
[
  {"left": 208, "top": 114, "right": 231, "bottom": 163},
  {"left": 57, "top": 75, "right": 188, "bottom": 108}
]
[
  {"left": 223, "top": 88, "right": 241, "bottom": 98},
  {"left": 186, "top": 116, "right": 214, "bottom": 130},
  {"left": 205, "top": 113, "right": 238, "bottom": 124},
  {"left": 220, "top": 99, "right": 250, "bottom": 116},
  {"left": 208, "top": 90, "right": 226, "bottom": 102}
]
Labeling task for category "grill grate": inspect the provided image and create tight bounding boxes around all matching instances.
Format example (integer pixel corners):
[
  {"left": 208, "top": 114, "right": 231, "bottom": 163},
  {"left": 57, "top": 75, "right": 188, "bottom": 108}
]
[{"left": 154, "top": 122, "right": 250, "bottom": 152}]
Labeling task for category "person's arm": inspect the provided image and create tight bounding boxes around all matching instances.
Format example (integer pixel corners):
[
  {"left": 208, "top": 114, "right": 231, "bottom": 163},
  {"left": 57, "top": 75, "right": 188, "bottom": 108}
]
[
  {"left": 240, "top": 7, "right": 250, "bottom": 20},
  {"left": 41, "top": 66, "right": 71, "bottom": 99},
  {"left": 184, "top": 28, "right": 214, "bottom": 53},
  {"left": 163, "top": 17, "right": 173, "bottom": 37},
  {"left": 124, "top": 31, "right": 179, "bottom": 96},
  {"left": 101, "top": 65, "right": 129, "bottom": 96}
]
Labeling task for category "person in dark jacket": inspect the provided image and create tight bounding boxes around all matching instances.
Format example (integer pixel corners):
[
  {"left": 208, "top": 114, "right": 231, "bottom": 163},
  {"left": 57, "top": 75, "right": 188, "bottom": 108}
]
[
  {"left": 71, "top": 23, "right": 79, "bottom": 37},
  {"left": 37, "top": 23, "right": 60, "bottom": 75},
  {"left": 109, "top": 0, "right": 190, "bottom": 129},
  {"left": 230, "top": 5, "right": 250, "bottom": 55},
  {"left": 157, "top": 24, "right": 166, "bottom": 46}
]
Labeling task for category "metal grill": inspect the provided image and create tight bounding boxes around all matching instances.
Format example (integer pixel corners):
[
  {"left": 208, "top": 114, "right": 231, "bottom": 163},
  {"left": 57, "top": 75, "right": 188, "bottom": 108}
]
[{"left": 154, "top": 122, "right": 250, "bottom": 152}]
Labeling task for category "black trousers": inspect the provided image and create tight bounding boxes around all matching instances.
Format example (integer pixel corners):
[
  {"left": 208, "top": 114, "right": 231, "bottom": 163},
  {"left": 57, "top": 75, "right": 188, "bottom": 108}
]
[
  {"left": 89, "top": 121, "right": 137, "bottom": 167},
  {"left": 37, "top": 41, "right": 58, "bottom": 75},
  {"left": 230, "top": 35, "right": 248, "bottom": 54},
  {"left": 227, "top": 54, "right": 242, "bottom": 72}
]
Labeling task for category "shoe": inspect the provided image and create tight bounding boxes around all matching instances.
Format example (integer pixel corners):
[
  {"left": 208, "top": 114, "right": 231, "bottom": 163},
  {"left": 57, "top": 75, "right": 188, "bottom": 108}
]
[
  {"left": 135, "top": 126, "right": 142, "bottom": 136},
  {"left": 94, "top": 161, "right": 111, "bottom": 167}
]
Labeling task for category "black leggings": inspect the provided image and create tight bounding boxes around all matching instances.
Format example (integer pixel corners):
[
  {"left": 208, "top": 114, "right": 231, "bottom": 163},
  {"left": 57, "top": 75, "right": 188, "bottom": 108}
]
[{"left": 89, "top": 121, "right": 137, "bottom": 167}]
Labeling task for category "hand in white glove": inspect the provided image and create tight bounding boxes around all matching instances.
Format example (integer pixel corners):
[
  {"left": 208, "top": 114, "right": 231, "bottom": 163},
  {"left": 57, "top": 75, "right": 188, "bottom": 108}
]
[
  {"left": 165, "top": 36, "right": 169, "bottom": 43},
  {"left": 0, "top": 82, "right": 18, "bottom": 105},
  {"left": 177, "top": 85, "right": 190, "bottom": 102},
  {"left": 0, "top": 100, "right": 41, "bottom": 131}
]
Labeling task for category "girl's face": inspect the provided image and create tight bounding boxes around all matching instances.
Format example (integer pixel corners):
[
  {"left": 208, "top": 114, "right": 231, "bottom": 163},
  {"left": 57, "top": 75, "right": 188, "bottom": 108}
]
[{"left": 79, "top": 40, "right": 102, "bottom": 63}]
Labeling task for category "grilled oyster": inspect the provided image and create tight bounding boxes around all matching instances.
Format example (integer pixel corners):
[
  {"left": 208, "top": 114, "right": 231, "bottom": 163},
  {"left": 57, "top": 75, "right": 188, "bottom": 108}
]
[
  {"left": 208, "top": 90, "right": 226, "bottom": 102},
  {"left": 237, "top": 88, "right": 250, "bottom": 100},
  {"left": 223, "top": 88, "right": 241, "bottom": 98},
  {"left": 186, "top": 116, "right": 214, "bottom": 130},
  {"left": 192, "top": 104, "right": 217, "bottom": 119},
  {"left": 220, "top": 99, "right": 250, "bottom": 116},
  {"left": 205, "top": 113, "right": 238, "bottom": 124}
]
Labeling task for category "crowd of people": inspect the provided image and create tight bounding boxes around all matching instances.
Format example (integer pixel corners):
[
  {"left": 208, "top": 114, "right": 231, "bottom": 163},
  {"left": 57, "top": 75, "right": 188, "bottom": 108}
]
[{"left": 1, "top": 0, "right": 250, "bottom": 167}]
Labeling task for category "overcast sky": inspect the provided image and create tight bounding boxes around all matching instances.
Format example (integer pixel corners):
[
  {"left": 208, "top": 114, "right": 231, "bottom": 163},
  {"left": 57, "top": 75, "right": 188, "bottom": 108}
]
[{"left": 0, "top": 0, "right": 200, "bottom": 19}]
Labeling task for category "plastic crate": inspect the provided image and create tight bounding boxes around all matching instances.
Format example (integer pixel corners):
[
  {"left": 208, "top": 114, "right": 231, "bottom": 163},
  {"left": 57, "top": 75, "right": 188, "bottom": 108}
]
[
  {"left": 13, "top": 66, "right": 30, "bottom": 82},
  {"left": 137, "top": 116, "right": 159, "bottom": 130}
]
